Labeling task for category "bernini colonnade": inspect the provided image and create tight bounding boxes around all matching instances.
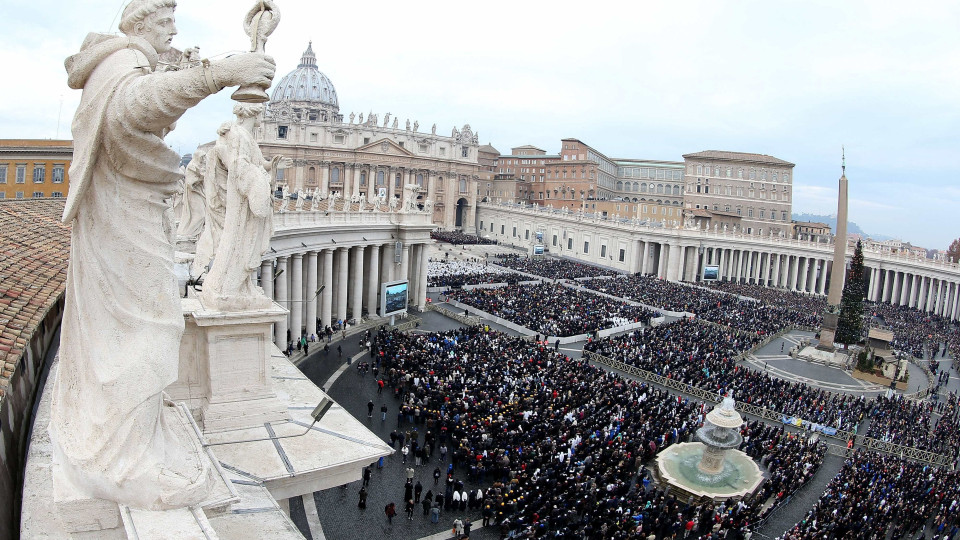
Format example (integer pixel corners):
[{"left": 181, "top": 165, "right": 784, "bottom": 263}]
[
  {"left": 477, "top": 202, "right": 960, "bottom": 321},
  {"left": 257, "top": 209, "right": 434, "bottom": 346}
]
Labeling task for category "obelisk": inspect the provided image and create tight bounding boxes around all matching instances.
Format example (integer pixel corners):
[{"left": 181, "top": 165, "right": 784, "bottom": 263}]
[{"left": 817, "top": 150, "right": 848, "bottom": 351}]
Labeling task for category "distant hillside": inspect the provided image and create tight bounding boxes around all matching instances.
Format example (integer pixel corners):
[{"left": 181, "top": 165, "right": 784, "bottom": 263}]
[{"left": 791, "top": 213, "right": 893, "bottom": 241}]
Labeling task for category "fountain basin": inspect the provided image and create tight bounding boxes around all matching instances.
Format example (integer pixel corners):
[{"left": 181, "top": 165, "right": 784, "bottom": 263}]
[{"left": 655, "top": 442, "right": 764, "bottom": 502}]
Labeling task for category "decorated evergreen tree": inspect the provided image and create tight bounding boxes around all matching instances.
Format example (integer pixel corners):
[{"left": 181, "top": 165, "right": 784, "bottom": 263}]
[{"left": 836, "top": 240, "right": 866, "bottom": 347}]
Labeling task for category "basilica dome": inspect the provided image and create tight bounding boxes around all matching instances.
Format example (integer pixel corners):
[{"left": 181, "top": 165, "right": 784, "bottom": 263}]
[{"left": 270, "top": 42, "right": 339, "bottom": 110}]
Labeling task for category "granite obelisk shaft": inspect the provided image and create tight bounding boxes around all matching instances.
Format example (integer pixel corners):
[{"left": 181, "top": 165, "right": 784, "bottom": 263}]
[{"left": 817, "top": 172, "right": 848, "bottom": 350}]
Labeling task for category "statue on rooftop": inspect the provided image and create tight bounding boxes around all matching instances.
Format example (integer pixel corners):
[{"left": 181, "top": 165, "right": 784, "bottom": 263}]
[{"left": 52, "top": 0, "right": 275, "bottom": 510}]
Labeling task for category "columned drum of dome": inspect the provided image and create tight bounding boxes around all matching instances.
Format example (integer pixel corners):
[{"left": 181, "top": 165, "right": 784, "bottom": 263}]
[{"left": 269, "top": 42, "right": 341, "bottom": 122}]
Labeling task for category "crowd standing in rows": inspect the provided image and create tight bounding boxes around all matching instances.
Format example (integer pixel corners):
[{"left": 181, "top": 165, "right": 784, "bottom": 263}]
[
  {"left": 494, "top": 254, "right": 615, "bottom": 280},
  {"left": 432, "top": 231, "right": 497, "bottom": 245},
  {"left": 447, "top": 283, "right": 660, "bottom": 337},
  {"left": 428, "top": 259, "right": 525, "bottom": 289},
  {"left": 368, "top": 327, "right": 825, "bottom": 539}
]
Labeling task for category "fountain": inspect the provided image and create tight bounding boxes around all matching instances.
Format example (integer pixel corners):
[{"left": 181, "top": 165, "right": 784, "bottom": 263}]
[{"left": 654, "top": 394, "right": 765, "bottom": 503}]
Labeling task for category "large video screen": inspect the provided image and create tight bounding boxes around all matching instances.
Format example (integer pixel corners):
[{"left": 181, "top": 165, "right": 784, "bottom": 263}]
[
  {"left": 533, "top": 244, "right": 545, "bottom": 255},
  {"left": 381, "top": 280, "right": 409, "bottom": 317},
  {"left": 702, "top": 265, "right": 720, "bottom": 281}
]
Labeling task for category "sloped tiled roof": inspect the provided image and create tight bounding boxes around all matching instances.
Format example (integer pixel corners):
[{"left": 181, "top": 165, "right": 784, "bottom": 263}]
[
  {"left": 682, "top": 150, "right": 794, "bottom": 167},
  {"left": 0, "top": 199, "right": 70, "bottom": 393}
]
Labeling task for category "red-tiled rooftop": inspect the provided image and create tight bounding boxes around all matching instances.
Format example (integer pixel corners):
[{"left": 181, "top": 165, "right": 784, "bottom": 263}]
[{"left": 0, "top": 199, "right": 70, "bottom": 394}]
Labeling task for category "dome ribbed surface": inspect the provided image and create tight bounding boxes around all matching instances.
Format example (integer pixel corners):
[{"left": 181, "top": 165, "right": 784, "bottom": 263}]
[{"left": 270, "top": 42, "right": 339, "bottom": 109}]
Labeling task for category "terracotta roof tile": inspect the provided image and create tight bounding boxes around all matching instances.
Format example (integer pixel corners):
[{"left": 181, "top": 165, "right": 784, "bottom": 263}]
[
  {"left": 0, "top": 199, "right": 71, "bottom": 391},
  {"left": 682, "top": 150, "right": 794, "bottom": 167}
]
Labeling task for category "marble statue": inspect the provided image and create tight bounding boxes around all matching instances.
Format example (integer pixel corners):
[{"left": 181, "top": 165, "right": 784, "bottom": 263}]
[
  {"left": 423, "top": 199, "right": 433, "bottom": 214},
  {"left": 431, "top": 123, "right": 436, "bottom": 134},
  {"left": 358, "top": 193, "right": 366, "bottom": 209},
  {"left": 349, "top": 112, "right": 354, "bottom": 123},
  {"left": 279, "top": 185, "right": 290, "bottom": 212},
  {"left": 413, "top": 120, "right": 418, "bottom": 132},
  {"left": 388, "top": 196, "right": 399, "bottom": 211},
  {"left": 200, "top": 104, "right": 275, "bottom": 311},
  {"left": 383, "top": 112, "right": 391, "bottom": 127},
  {"left": 52, "top": 0, "right": 275, "bottom": 511},
  {"left": 327, "top": 190, "right": 339, "bottom": 211},
  {"left": 172, "top": 165, "right": 186, "bottom": 220},
  {"left": 401, "top": 184, "right": 420, "bottom": 212},
  {"left": 392, "top": 117, "right": 398, "bottom": 129},
  {"left": 405, "top": 119, "right": 410, "bottom": 131},
  {"left": 311, "top": 187, "right": 321, "bottom": 210},
  {"left": 714, "top": 223, "right": 718, "bottom": 232},
  {"left": 295, "top": 189, "right": 305, "bottom": 210},
  {"left": 177, "top": 148, "right": 207, "bottom": 240},
  {"left": 357, "top": 112, "right": 363, "bottom": 124}
]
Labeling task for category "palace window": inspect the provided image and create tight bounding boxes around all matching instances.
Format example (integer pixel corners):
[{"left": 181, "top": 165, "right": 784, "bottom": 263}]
[
  {"left": 307, "top": 167, "right": 317, "bottom": 186},
  {"left": 310, "top": 133, "right": 318, "bottom": 142},
  {"left": 600, "top": 245, "right": 607, "bottom": 258},
  {"left": 331, "top": 167, "right": 341, "bottom": 185},
  {"left": 748, "top": 208, "right": 754, "bottom": 217},
  {"left": 738, "top": 168, "right": 743, "bottom": 179},
  {"left": 33, "top": 166, "right": 45, "bottom": 183},
  {"left": 277, "top": 126, "right": 288, "bottom": 139},
  {"left": 619, "top": 249, "right": 625, "bottom": 262},
  {"left": 583, "top": 241, "right": 589, "bottom": 254},
  {"left": 376, "top": 171, "right": 384, "bottom": 185},
  {"left": 419, "top": 143, "right": 428, "bottom": 153},
  {"left": 333, "top": 134, "right": 345, "bottom": 144},
  {"left": 52, "top": 165, "right": 64, "bottom": 183},
  {"left": 32, "top": 191, "right": 44, "bottom": 198},
  {"left": 461, "top": 147, "right": 469, "bottom": 158},
  {"left": 360, "top": 172, "right": 367, "bottom": 186},
  {"left": 395, "top": 173, "right": 402, "bottom": 188},
  {"left": 16, "top": 191, "right": 24, "bottom": 199},
  {"left": 0, "top": 165, "right": 6, "bottom": 183},
  {"left": 416, "top": 173, "right": 423, "bottom": 186}
]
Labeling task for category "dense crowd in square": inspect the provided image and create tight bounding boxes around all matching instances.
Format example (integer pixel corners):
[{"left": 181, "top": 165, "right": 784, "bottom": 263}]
[
  {"left": 446, "top": 283, "right": 660, "bottom": 337},
  {"left": 493, "top": 254, "right": 615, "bottom": 280},
  {"left": 368, "top": 326, "right": 825, "bottom": 539},
  {"left": 584, "top": 318, "right": 869, "bottom": 432},
  {"left": 777, "top": 450, "right": 960, "bottom": 540},
  {"left": 427, "top": 259, "right": 525, "bottom": 289},
  {"left": 431, "top": 231, "right": 497, "bottom": 245}
]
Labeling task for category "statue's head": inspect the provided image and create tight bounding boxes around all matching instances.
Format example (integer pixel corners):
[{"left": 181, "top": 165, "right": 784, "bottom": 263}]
[
  {"left": 119, "top": 0, "right": 178, "bottom": 54},
  {"left": 234, "top": 103, "right": 264, "bottom": 127}
]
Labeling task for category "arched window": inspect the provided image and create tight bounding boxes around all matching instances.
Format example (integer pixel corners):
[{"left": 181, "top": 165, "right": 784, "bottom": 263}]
[
  {"left": 640, "top": 183, "right": 647, "bottom": 193},
  {"left": 696, "top": 164, "right": 702, "bottom": 175},
  {"left": 307, "top": 167, "right": 317, "bottom": 186},
  {"left": 749, "top": 168, "right": 756, "bottom": 180},
  {"left": 459, "top": 178, "right": 467, "bottom": 193},
  {"left": 657, "top": 184, "right": 664, "bottom": 194},
  {"left": 737, "top": 168, "right": 743, "bottom": 179},
  {"left": 331, "top": 167, "right": 341, "bottom": 184},
  {"left": 772, "top": 173, "right": 778, "bottom": 182},
  {"left": 416, "top": 173, "right": 424, "bottom": 186},
  {"left": 715, "top": 167, "right": 721, "bottom": 176},
  {"left": 632, "top": 182, "right": 639, "bottom": 192},
  {"left": 616, "top": 181, "right": 623, "bottom": 190},
  {"left": 673, "top": 185, "right": 680, "bottom": 196},
  {"left": 376, "top": 171, "right": 384, "bottom": 185}
]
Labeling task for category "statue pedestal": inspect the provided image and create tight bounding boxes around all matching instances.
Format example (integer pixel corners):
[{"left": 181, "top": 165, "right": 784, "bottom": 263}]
[
  {"left": 170, "top": 298, "right": 289, "bottom": 433},
  {"left": 50, "top": 402, "right": 238, "bottom": 536}
]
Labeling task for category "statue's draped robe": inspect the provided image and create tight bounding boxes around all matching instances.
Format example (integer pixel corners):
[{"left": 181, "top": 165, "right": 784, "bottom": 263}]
[
  {"left": 200, "top": 123, "right": 273, "bottom": 310},
  {"left": 52, "top": 33, "right": 216, "bottom": 509},
  {"left": 176, "top": 153, "right": 207, "bottom": 239}
]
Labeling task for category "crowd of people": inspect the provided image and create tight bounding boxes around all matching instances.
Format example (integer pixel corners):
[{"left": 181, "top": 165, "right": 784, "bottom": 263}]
[
  {"left": 431, "top": 231, "right": 497, "bottom": 245},
  {"left": 446, "top": 283, "right": 660, "bottom": 337},
  {"left": 778, "top": 450, "right": 960, "bottom": 540},
  {"left": 864, "top": 394, "right": 935, "bottom": 450},
  {"left": 867, "top": 302, "right": 960, "bottom": 361},
  {"left": 427, "top": 259, "right": 525, "bottom": 289},
  {"left": 584, "top": 318, "right": 870, "bottom": 432},
  {"left": 370, "top": 326, "right": 825, "bottom": 539},
  {"left": 494, "top": 254, "right": 615, "bottom": 280},
  {"left": 581, "top": 275, "right": 821, "bottom": 337},
  {"left": 705, "top": 282, "right": 826, "bottom": 328}
]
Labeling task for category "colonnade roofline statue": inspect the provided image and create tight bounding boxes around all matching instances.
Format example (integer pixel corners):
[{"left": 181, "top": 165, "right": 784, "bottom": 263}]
[{"left": 52, "top": 0, "right": 276, "bottom": 511}]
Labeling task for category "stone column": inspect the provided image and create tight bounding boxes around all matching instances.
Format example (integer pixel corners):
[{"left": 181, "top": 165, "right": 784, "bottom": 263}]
[
  {"left": 336, "top": 247, "right": 349, "bottom": 324},
  {"left": 898, "top": 273, "right": 910, "bottom": 306},
  {"left": 667, "top": 243, "right": 681, "bottom": 282},
  {"left": 909, "top": 274, "right": 920, "bottom": 308},
  {"left": 882, "top": 269, "right": 893, "bottom": 302},
  {"left": 306, "top": 252, "right": 318, "bottom": 336},
  {"left": 417, "top": 243, "right": 430, "bottom": 310},
  {"left": 770, "top": 253, "right": 780, "bottom": 288},
  {"left": 867, "top": 267, "right": 877, "bottom": 301},
  {"left": 657, "top": 243, "right": 668, "bottom": 279},
  {"left": 797, "top": 257, "right": 808, "bottom": 292},
  {"left": 351, "top": 246, "right": 365, "bottom": 322},
  {"left": 321, "top": 249, "right": 333, "bottom": 329},
  {"left": 400, "top": 243, "right": 411, "bottom": 283},
  {"left": 387, "top": 167, "right": 397, "bottom": 201},
  {"left": 951, "top": 282, "right": 960, "bottom": 321},
  {"left": 367, "top": 245, "right": 381, "bottom": 317},
  {"left": 806, "top": 258, "right": 817, "bottom": 293},
  {"left": 788, "top": 256, "right": 799, "bottom": 291},
  {"left": 641, "top": 241, "right": 651, "bottom": 275},
  {"left": 717, "top": 248, "right": 726, "bottom": 280},
  {"left": 289, "top": 253, "right": 303, "bottom": 341},
  {"left": 382, "top": 242, "right": 395, "bottom": 283},
  {"left": 917, "top": 276, "right": 928, "bottom": 311},
  {"left": 815, "top": 259, "right": 827, "bottom": 295},
  {"left": 274, "top": 256, "right": 289, "bottom": 346},
  {"left": 731, "top": 250, "right": 740, "bottom": 282},
  {"left": 260, "top": 260, "right": 274, "bottom": 300},
  {"left": 891, "top": 272, "right": 902, "bottom": 305},
  {"left": 934, "top": 279, "right": 944, "bottom": 314}
]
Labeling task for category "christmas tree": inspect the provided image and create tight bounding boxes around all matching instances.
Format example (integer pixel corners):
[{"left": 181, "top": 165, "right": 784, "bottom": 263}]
[{"left": 835, "top": 240, "right": 866, "bottom": 347}]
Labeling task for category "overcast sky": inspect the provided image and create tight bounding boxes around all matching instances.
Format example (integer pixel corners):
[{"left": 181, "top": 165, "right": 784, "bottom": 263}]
[{"left": 2, "top": 0, "right": 958, "bottom": 249}]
